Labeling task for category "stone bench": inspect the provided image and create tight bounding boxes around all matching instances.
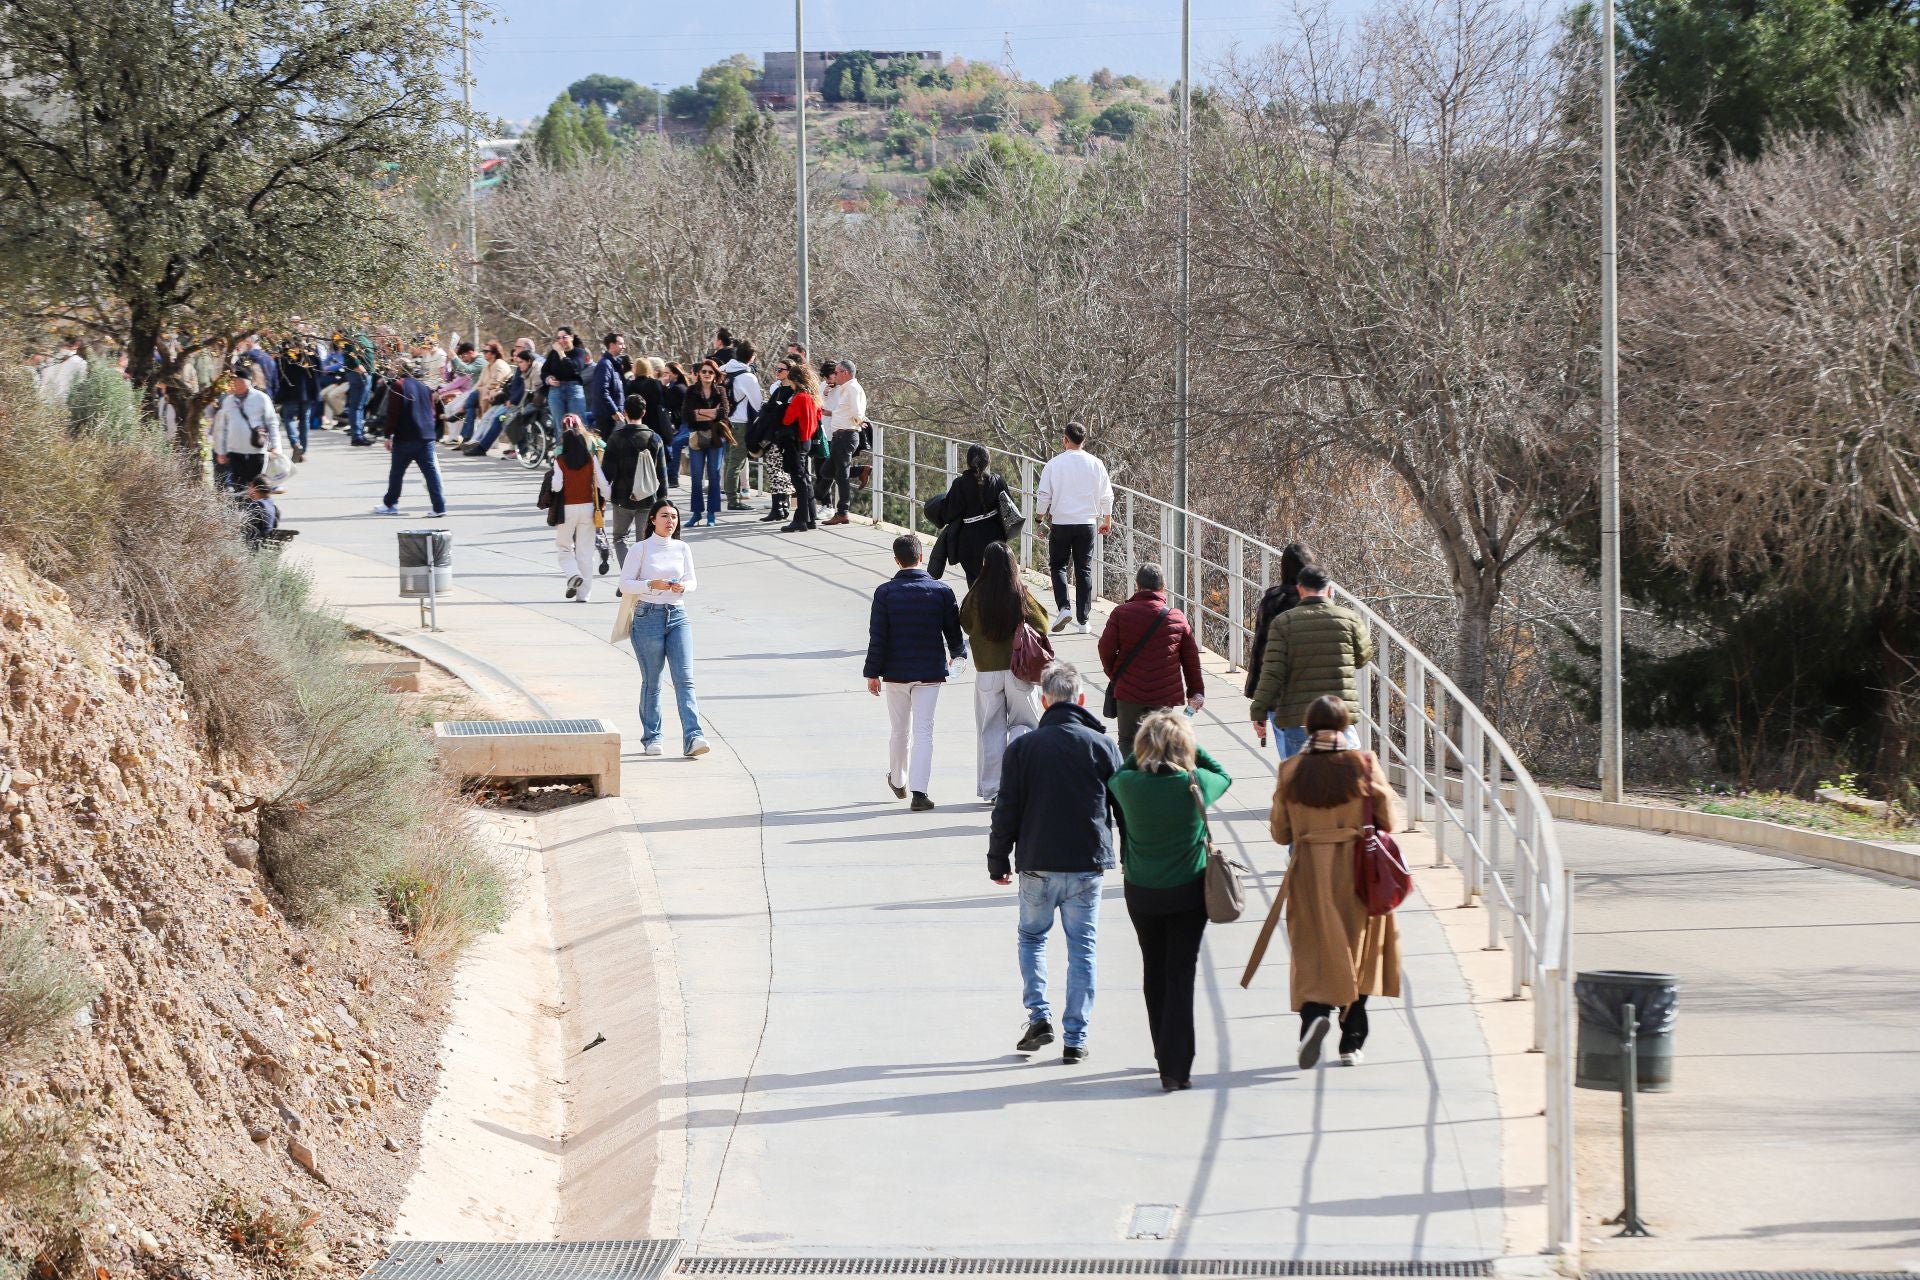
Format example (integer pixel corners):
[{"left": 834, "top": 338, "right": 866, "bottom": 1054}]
[{"left": 432, "top": 718, "right": 622, "bottom": 797}]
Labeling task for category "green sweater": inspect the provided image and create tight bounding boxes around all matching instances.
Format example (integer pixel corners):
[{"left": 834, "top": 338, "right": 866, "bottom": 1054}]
[
  {"left": 958, "top": 588, "right": 1051, "bottom": 674},
  {"left": 1107, "top": 747, "right": 1232, "bottom": 888},
  {"left": 1249, "top": 597, "right": 1373, "bottom": 726}
]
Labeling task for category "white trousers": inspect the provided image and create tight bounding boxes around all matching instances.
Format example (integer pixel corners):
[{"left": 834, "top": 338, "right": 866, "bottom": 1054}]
[
  {"left": 884, "top": 681, "right": 942, "bottom": 796},
  {"left": 974, "top": 669, "right": 1040, "bottom": 800},
  {"left": 555, "top": 503, "right": 598, "bottom": 601}
]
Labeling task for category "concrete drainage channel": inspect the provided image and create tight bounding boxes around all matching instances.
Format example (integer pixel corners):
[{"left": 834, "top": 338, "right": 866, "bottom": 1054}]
[{"left": 367, "top": 1248, "right": 1501, "bottom": 1280}]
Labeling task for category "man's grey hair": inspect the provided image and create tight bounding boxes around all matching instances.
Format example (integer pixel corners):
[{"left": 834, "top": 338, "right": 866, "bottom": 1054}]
[
  {"left": 1136, "top": 561, "right": 1165, "bottom": 591},
  {"left": 835, "top": 359, "right": 856, "bottom": 376},
  {"left": 1039, "top": 661, "right": 1082, "bottom": 705}
]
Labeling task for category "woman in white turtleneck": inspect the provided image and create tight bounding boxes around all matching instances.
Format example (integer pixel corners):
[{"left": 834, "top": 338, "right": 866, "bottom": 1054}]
[{"left": 619, "top": 499, "right": 710, "bottom": 758}]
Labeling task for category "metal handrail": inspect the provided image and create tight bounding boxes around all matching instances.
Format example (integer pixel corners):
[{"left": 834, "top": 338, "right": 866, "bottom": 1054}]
[{"left": 843, "top": 419, "right": 1578, "bottom": 1256}]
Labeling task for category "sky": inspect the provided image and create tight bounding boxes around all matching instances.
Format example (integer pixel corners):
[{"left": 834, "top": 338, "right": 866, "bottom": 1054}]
[{"left": 468, "top": 1, "right": 1307, "bottom": 126}]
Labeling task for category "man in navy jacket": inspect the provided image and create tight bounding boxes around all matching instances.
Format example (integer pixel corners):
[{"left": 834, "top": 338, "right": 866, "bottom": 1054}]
[
  {"left": 864, "top": 532, "right": 967, "bottom": 811},
  {"left": 586, "top": 333, "right": 627, "bottom": 438},
  {"left": 372, "top": 359, "right": 446, "bottom": 517},
  {"left": 987, "top": 661, "right": 1120, "bottom": 1062}
]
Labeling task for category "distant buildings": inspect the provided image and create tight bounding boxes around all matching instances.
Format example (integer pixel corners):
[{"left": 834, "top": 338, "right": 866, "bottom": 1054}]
[{"left": 760, "top": 49, "right": 942, "bottom": 100}]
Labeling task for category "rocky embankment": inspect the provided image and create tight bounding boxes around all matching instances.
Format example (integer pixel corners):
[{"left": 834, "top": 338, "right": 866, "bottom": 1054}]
[{"left": 0, "top": 557, "right": 450, "bottom": 1276}]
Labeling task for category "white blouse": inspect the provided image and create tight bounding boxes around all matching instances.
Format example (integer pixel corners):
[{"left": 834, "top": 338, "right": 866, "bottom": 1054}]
[{"left": 619, "top": 534, "right": 698, "bottom": 605}]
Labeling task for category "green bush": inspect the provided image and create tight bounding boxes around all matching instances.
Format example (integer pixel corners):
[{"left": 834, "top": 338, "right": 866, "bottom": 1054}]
[{"left": 0, "top": 915, "right": 94, "bottom": 1064}]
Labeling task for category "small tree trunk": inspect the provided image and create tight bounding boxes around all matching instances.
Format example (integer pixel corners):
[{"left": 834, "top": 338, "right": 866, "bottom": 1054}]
[{"left": 1872, "top": 602, "right": 1920, "bottom": 801}]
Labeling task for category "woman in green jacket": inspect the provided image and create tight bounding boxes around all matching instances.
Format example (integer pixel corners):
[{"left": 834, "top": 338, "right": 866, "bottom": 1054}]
[
  {"left": 958, "top": 541, "right": 1052, "bottom": 802},
  {"left": 1107, "top": 710, "right": 1231, "bottom": 1090}
]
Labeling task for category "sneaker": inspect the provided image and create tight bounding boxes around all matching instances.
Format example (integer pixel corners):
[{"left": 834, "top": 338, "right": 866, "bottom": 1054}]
[
  {"left": 1298, "top": 1015, "right": 1332, "bottom": 1070},
  {"left": 598, "top": 552, "right": 610, "bottom": 575},
  {"left": 371, "top": 504, "right": 402, "bottom": 515},
  {"left": 1049, "top": 609, "right": 1072, "bottom": 633},
  {"left": 910, "top": 792, "right": 934, "bottom": 812},
  {"left": 1339, "top": 1050, "right": 1365, "bottom": 1067},
  {"left": 576, "top": 593, "right": 592, "bottom": 604},
  {"left": 642, "top": 742, "right": 664, "bottom": 757},
  {"left": 1073, "top": 621, "right": 1091, "bottom": 635},
  {"left": 430, "top": 510, "right": 447, "bottom": 518},
  {"left": 686, "top": 737, "right": 711, "bottom": 758},
  {"left": 291, "top": 448, "right": 306, "bottom": 463},
  {"left": 887, "top": 776, "right": 907, "bottom": 800},
  {"left": 350, "top": 438, "right": 374, "bottom": 447},
  {"left": 565, "top": 575, "right": 582, "bottom": 600},
  {"left": 1016, "top": 1020, "right": 1055, "bottom": 1053},
  {"left": 1062, "top": 1045, "right": 1089, "bottom": 1064}
]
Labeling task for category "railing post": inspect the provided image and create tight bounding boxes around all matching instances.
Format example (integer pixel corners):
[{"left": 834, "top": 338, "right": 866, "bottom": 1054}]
[
  {"left": 1432, "top": 689, "right": 1451, "bottom": 869},
  {"left": 1019, "top": 458, "right": 1035, "bottom": 572},
  {"left": 1227, "top": 533, "right": 1245, "bottom": 672},
  {"left": 868, "top": 424, "right": 884, "bottom": 523},
  {"left": 1545, "top": 868, "right": 1577, "bottom": 1256},
  {"left": 944, "top": 438, "right": 958, "bottom": 488},
  {"left": 1357, "top": 663, "right": 1375, "bottom": 754},
  {"left": 1092, "top": 508, "right": 1106, "bottom": 605},
  {"left": 1462, "top": 716, "right": 1484, "bottom": 907},
  {"left": 1159, "top": 504, "right": 1175, "bottom": 592},
  {"left": 1486, "top": 750, "right": 1506, "bottom": 952},
  {"left": 1407, "top": 661, "right": 1427, "bottom": 827},
  {"left": 906, "top": 431, "right": 919, "bottom": 532},
  {"left": 1124, "top": 492, "right": 1137, "bottom": 594}
]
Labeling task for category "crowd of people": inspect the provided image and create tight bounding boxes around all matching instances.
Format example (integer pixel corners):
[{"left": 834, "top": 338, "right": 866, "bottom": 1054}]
[{"left": 860, "top": 428, "right": 1395, "bottom": 1087}]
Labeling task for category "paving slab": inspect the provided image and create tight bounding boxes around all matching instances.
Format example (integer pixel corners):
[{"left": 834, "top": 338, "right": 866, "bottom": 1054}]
[{"left": 285, "top": 432, "right": 1513, "bottom": 1260}]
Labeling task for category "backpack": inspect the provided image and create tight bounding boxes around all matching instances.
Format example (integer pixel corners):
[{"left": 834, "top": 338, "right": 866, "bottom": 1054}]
[
  {"left": 630, "top": 440, "right": 661, "bottom": 504},
  {"left": 726, "top": 368, "right": 758, "bottom": 428}
]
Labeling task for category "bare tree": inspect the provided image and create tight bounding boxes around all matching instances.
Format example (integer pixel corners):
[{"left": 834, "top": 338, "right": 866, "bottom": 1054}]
[{"left": 1190, "top": 0, "right": 1599, "bottom": 706}]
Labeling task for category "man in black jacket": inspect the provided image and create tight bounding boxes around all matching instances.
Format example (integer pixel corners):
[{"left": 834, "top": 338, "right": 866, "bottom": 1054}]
[
  {"left": 605, "top": 395, "right": 667, "bottom": 572},
  {"left": 988, "top": 661, "right": 1122, "bottom": 1064}
]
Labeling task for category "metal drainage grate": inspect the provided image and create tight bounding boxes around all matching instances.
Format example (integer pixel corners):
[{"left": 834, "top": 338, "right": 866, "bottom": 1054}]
[
  {"left": 370, "top": 1241, "right": 683, "bottom": 1280},
  {"left": 677, "top": 1262, "right": 1494, "bottom": 1277},
  {"left": 1593, "top": 1274, "right": 1918, "bottom": 1280},
  {"left": 438, "top": 719, "right": 614, "bottom": 736}
]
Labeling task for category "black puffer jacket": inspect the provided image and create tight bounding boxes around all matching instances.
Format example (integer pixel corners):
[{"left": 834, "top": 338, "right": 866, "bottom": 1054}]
[{"left": 1243, "top": 582, "right": 1301, "bottom": 698}]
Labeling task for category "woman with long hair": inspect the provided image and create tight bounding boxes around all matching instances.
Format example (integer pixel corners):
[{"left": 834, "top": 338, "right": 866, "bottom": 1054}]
[
  {"left": 683, "top": 359, "right": 732, "bottom": 527},
  {"left": 778, "top": 359, "right": 823, "bottom": 533},
  {"left": 550, "top": 416, "right": 611, "bottom": 603},
  {"left": 619, "top": 498, "right": 711, "bottom": 758},
  {"left": 957, "top": 541, "right": 1051, "bottom": 801},
  {"left": 1249, "top": 695, "right": 1401, "bottom": 1069},
  {"left": 1244, "top": 542, "right": 1314, "bottom": 728},
  {"left": 661, "top": 360, "right": 690, "bottom": 487},
  {"left": 1107, "top": 709, "right": 1232, "bottom": 1090},
  {"left": 940, "top": 444, "right": 1011, "bottom": 585}
]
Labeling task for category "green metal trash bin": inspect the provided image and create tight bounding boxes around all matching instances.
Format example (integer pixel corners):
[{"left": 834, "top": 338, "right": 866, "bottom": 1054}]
[{"left": 1576, "top": 969, "right": 1678, "bottom": 1092}]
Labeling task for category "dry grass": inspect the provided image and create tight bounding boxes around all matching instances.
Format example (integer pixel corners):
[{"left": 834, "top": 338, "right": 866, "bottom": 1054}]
[
  {"left": 0, "top": 1103, "right": 94, "bottom": 1275},
  {"left": 0, "top": 915, "right": 94, "bottom": 1064},
  {"left": 204, "top": 1184, "right": 317, "bottom": 1273},
  {"left": 384, "top": 791, "right": 517, "bottom": 962}
]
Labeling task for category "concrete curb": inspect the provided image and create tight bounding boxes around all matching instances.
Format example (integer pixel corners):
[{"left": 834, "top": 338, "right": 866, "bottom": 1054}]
[{"left": 1540, "top": 791, "right": 1920, "bottom": 883}]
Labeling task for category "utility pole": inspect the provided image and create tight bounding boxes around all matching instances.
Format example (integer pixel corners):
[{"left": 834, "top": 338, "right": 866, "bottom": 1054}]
[
  {"left": 459, "top": 0, "right": 479, "bottom": 344},
  {"left": 1172, "top": 0, "right": 1192, "bottom": 611},
  {"left": 794, "top": 0, "right": 811, "bottom": 354},
  {"left": 653, "top": 81, "right": 666, "bottom": 137},
  {"left": 1598, "top": 0, "right": 1624, "bottom": 801}
]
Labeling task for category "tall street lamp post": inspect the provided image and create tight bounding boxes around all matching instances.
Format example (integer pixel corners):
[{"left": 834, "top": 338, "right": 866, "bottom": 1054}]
[
  {"left": 1599, "top": 0, "right": 1624, "bottom": 801},
  {"left": 794, "top": 0, "right": 811, "bottom": 355}
]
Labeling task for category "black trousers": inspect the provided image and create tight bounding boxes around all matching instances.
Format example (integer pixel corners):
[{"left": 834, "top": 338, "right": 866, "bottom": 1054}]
[
  {"left": 222, "top": 451, "right": 266, "bottom": 493},
  {"left": 784, "top": 450, "right": 817, "bottom": 528},
  {"left": 1049, "top": 523, "right": 1096, "bottom": 622},
  {"left": 1301, "top": 995, "right": 1370, "bottom": 1053},
  {"left": 827, "top": 429, "right": 859, "bottom": 514},
  {"left": 1128, "top": 895, "right": 1209, "bottom": 1084}
]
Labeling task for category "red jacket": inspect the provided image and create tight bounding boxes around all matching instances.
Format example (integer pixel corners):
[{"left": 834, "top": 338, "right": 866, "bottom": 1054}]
[
  {"left": 1098, "top": 590, "right": 1203, "bottom": 708},
  {"left": 783, "top": 391, "right": 821, "bottom": 443}
]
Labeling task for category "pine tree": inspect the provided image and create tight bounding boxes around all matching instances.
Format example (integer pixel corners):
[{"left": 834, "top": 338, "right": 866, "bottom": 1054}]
[{"left": 533, "top": 93, "right": 587, "bottom": 167}]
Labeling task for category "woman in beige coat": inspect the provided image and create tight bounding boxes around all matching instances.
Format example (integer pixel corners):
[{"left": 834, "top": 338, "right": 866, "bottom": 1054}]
[{"left": 1244, "top": 695, "right": 1402, "bottom": 1069}]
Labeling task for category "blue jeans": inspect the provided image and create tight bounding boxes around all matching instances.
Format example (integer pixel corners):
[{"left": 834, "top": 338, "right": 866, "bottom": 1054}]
[
  {"left": 688, "top": 445, "right": 726, "bottom": 520},
  {"left": 1274, "top": 720, "right": 1360, "bottom": 759},
  {"left": 471, "top": 404, "right": 510, "bottom": 452},
  {"left": 345, "top": 371, "right": 370, "bottom": 442},
  {"left": 630, "top": 603, "right": 704, "bottom": 750},
  {"left": 460, "top": 395, "right": 481, "bottom": 441},
  {"left": 280, "top": 399, "right": 315, "bottom": 451},
  {"left": 547, "top": 383, "right": 587, "bottom": 430},
  {"left": 1017, "top": 870, "right": 1103, "bottom": 1047},
  {"left": 666, "top": 428, "right": 690, "bottom": 484},
  {"left": 382, "top": 438, "right": 446, "bottom": 514}
]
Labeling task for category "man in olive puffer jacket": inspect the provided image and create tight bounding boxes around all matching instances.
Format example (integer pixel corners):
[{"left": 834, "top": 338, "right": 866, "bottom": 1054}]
[{"left": 1248, "top": 565, "right": 1372, "bottom": 757}]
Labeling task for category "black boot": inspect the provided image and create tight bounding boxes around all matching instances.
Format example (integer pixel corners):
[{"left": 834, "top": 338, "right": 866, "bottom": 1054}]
[{"left": 761, "top": 494, "right": 789, "bottom": 523}]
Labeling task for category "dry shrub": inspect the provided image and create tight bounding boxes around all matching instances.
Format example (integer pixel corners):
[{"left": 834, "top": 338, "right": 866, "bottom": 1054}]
[
  {"left": 0, "top": 1104, "right": 94, "bottom": 1274},
  {"left": 204, "top": 1184, "right": 316, "bottom": 1272},
  {"left": 384, "top": 790, "right": 517, "bottom": 963},
  {"left": 0, "top": 914, "right": 93, "bottom": 1063}
]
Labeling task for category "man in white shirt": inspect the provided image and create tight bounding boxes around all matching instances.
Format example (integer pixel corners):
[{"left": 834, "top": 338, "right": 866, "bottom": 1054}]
[
  {"left": 719, "top": 339, "right": 763, "bottom": 511},
  {"left": 210, "top": 372, "right": 283, "bottom": 492},
  {"left": 1034, "top": 422, "right": 1115, "bottom": 634},
  {"left": 822, "top": 359, "right": 868, "bottom": 526},
  {"left": 35, "top": 338, "right": 88, "bottom": 405}
]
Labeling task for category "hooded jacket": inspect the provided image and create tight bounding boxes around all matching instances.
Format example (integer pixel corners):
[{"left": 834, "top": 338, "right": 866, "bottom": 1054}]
[{"left": 988, "top": 701, "right": 1122, "bottom": 878}]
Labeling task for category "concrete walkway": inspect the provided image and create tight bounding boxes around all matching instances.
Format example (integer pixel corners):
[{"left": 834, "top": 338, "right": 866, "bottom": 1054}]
[{"left": 285, "top": 432, "right": 1510, "bottom": 1261}]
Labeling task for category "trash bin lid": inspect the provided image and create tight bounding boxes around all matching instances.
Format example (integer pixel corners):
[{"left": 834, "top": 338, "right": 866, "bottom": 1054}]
[{"left": 1576, "top": 970, "right": 1678, "bottom": 1036}]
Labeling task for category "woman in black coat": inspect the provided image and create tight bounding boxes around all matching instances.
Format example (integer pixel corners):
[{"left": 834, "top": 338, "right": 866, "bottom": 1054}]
[
  {"left": 941, "top": 444, "right": 1011, "bottom": 586},
  {"left": 1244, "top": 540, "right": 1313, "bottom": 702}
]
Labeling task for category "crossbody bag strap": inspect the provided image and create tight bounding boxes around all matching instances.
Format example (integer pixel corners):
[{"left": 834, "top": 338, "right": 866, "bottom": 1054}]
[{"left": 1112, "top": 607, "right": 1171, "bottom": 687}]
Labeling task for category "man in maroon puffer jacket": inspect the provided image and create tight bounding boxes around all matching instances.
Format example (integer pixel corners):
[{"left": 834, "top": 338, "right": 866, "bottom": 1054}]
[{"left": 1097, "top": 562, "right": 1206, "bottom": 757}]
